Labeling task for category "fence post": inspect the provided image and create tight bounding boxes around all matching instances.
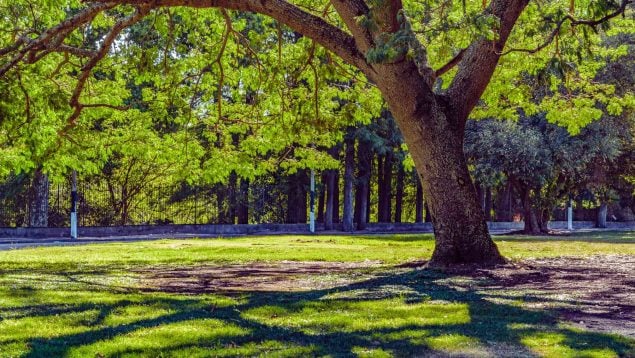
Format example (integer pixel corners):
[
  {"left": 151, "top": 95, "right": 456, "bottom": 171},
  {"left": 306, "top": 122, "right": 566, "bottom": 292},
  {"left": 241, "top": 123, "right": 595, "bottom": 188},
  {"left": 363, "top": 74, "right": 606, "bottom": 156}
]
[
  {"left": 310, "top": 169, "right": 315, "bottom": 233},
  {"left": 70, "top": 171, "right": 78, "bottom": 239}
]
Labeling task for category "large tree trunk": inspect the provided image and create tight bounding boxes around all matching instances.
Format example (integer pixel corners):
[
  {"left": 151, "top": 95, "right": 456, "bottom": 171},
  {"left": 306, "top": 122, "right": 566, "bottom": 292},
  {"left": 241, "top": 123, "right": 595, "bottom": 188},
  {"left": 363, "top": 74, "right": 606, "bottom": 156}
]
[
  {"left": 342, "top": 134, "right": 355, "bottom": 232},
  {"left": 286, "top": 170, "right": 308, "bottom": 224},
  {"left": 521, "top": 187, "right": 541, "bottom": 234},
  {"left": 29, "top": 169, "right": 49, "bottom": 228},
  {"left": 376, "top": 63, "right": 504, "bottom": 266}
]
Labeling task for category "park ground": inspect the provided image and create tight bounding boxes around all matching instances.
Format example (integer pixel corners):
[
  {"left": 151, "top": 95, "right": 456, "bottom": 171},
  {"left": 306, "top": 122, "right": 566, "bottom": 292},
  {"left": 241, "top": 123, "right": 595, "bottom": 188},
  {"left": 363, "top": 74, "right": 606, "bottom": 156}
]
[{"left": 0, "top": 232, "right": 634, "bottom": 357}]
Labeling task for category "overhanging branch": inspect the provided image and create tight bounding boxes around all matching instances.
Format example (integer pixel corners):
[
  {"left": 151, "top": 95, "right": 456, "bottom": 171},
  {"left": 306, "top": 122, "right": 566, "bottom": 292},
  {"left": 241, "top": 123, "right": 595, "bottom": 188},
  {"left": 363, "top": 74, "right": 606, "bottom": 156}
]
[{"left": 501, "top": 0, "right": 633, "bottom": 56}]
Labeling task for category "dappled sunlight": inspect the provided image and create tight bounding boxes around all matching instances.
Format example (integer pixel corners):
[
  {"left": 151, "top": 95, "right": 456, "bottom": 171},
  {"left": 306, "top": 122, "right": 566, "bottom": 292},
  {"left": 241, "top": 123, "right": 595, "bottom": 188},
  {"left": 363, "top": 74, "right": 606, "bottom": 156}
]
[
  {"left": 0, "top": 236, "right": 634, "bottom": 356},
  {"left": 241, "top": 298, "right": 471, "bottom": 334}
]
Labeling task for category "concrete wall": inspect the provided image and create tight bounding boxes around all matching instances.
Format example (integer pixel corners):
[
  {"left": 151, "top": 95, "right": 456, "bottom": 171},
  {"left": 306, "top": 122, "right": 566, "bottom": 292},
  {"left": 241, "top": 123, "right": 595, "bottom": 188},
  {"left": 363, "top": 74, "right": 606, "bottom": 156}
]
[{"left": 1, "top": 221, "right": 634, "bottom": 239}]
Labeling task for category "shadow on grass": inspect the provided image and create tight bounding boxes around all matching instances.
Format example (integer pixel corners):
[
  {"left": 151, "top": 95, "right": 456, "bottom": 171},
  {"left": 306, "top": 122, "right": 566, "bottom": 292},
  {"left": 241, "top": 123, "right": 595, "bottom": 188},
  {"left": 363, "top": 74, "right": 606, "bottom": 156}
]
[{"left": 0, "top": 267, "right": 632, "bottom": 358}]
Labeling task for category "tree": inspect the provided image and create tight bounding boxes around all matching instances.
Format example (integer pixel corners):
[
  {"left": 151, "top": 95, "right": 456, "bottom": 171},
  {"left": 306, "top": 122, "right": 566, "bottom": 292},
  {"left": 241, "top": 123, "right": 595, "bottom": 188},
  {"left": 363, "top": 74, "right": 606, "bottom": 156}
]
[{"left": 1, "top": 0, "right": 633, "bottom": 265}]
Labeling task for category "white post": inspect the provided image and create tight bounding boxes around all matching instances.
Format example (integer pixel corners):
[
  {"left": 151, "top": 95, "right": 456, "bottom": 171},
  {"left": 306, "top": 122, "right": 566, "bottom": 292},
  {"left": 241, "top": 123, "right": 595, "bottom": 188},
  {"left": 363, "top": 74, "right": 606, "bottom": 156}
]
[
  {"left": 70, "top": 171, "right": 78, "bottom": 239},
  {"left": 309, "top": 169, "right": 315, "bottom": 233},
  {"left": 567, "top": 196, "right": 573, "bottom": 231}
]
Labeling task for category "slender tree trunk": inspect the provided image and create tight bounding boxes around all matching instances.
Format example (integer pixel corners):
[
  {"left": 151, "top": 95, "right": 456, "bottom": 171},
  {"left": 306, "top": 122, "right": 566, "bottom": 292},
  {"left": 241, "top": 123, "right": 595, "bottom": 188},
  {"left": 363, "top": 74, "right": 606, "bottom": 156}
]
[
  {"left": 376, "top": 154, "right": 385, "bottom": 222},
  {"left": 317, "top": 173, "right": 325, "bottom": 223},
  {"left": 342, "top": 134, "right": 355, "bottom": 232},
  {"left": 228, "top": 171, "right": 238, "bottom": 224},
  {"left": 484, "top": 187, "right": 492, "bottom": 222},
  {"left": 237, "top": 179, "right": 249, "bottom": 224},
  {"left": 597, "top": 202, "right": 608, "bottom": 228},
  {"left": 333, "top": 171, "right": 340, "bottom": 223},
  {"left": 324, "top": 169, "right": 336, "bottom": 230},
  {"left": 29, "top": 169, "right": 49, "bottom": 228},
  {"left": 415, "top": 177, "right": 424, "bottom": 223},
  {"left": 216, "top": 184, "right": 229, "bottom": 224},
  {"left": 394, "top": 162, "right": 404, "bottom": 223},
  {"left": 424, "top": 201, "right": 432, "bottom": 223},
  {"left": 355, "top": 140, "right": 371, "bottom": 230}
]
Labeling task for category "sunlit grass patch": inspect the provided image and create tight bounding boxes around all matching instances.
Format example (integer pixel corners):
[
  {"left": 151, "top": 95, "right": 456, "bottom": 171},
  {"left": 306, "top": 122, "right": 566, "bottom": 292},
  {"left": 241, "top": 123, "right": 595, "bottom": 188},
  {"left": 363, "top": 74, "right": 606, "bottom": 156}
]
[
  {"left": 0, "top": 233, "right": 634, "bottom": 356},
  {"left": 242, "top": 298, "right": 471, "bottom": 334}
]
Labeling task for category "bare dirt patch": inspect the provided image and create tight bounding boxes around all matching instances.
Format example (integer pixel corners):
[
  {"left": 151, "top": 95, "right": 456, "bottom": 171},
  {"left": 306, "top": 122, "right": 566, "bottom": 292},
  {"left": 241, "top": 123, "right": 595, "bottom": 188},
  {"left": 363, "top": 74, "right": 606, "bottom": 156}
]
[
  {"left": 136, "top": 260, "right": 382, "bottom": 293},
  {"left": 136, "top": 255, "right": 634, "bottom": 338},
  {"left": 461, "top": 255, "right": 635, "bottom": 338}
]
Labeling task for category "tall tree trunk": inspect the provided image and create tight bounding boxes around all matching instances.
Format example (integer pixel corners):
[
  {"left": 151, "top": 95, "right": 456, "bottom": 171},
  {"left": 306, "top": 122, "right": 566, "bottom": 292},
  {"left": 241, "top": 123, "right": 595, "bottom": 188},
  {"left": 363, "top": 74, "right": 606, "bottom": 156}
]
[
  {"left": 495, "top": 183, "right": 513, "bottom": 222},
  {"left": 29, "top": 169, "right": 49, "bottom": 228},
  {"left": 342, "top": 134, "right": 355, "bottom": 232},
  {"left": 376, "top": 64, "right": 504, "bottom": 266},
  {"left": 333, "top": 171, "right": 340, "bottom": 223},
  {"left": 355, "top": 140, "right": 371, "bottom": 230},
  {"left": 415, "top": 177, "right": 424, "bottom": 223},
  {"left": 324, "top": 169, "right": 336, "bottom": 230},
  {"left": 484, "top": 187, "right": 492, "bottom": 222},
  {"left": 376, "top": 154, "right": 384, "bottom": 222},
  {"left": 237, "top": 179, "right": 249, "bottom": 224},
  {"left": 216, "top": 184, "right": 229, "bottom": 224},
  {"left": 521, "top": 187, "right": 540, "bottom": 234},
  {"left": 424, "top": 201, "right": 432, "bottom": 223},
  {"left": 228, "top": 171, "right": 238, "bottom": 224},
  {"left": 378, "top": 152, "right": 393, "bottom": 222},
  {"left": 286, "top": 170, "right": 308, "bottom": 224},
  {"left": 394, "top": 162, "right": 404, "bottom": 223},
  {"left": 317, "top": 173, "right": 325, "bottom": 223},
  {"left": 597, "top": 202, "right": 608, "bottom": 228}
]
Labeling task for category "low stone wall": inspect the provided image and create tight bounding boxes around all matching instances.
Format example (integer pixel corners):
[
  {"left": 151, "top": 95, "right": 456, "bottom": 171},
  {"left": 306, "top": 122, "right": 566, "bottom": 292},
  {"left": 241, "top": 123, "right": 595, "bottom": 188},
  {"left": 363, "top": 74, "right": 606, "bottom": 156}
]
[{"left": 1, "top": 221, "right": 633, "bottom": 239}]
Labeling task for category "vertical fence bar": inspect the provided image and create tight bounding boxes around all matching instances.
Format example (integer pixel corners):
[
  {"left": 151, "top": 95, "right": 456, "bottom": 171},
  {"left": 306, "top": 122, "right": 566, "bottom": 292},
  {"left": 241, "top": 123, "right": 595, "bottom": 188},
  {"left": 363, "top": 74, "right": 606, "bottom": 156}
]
[{"left": 70, "top": 171, "right": 78, "bottom": 239}]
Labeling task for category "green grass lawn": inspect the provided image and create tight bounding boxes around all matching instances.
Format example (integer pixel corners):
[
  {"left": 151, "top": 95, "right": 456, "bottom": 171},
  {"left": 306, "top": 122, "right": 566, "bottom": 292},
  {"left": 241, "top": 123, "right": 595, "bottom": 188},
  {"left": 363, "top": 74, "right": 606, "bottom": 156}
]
[{"left": 0, "top": 232, "right": 634, "bottom": 357}]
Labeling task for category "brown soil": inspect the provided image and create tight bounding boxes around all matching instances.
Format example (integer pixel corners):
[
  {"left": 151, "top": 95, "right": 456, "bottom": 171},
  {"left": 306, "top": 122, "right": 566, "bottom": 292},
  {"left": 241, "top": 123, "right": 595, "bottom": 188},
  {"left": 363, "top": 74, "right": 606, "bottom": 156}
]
[
  {"left": 136, "top": 255, "right": 634, "bottom": 338},
  {"left": 459, "top": 255, "right": 635, "bottom": 338},
  {"left": 136, "top": 260, "right": 381, "bottom": 293}
]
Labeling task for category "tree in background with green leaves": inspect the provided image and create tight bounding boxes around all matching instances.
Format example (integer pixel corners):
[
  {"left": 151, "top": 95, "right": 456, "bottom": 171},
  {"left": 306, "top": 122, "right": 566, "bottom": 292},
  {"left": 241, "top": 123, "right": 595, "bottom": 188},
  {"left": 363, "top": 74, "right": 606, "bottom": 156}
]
[{"left": 1, "top": 0, "right": 634, "bottom": 266}]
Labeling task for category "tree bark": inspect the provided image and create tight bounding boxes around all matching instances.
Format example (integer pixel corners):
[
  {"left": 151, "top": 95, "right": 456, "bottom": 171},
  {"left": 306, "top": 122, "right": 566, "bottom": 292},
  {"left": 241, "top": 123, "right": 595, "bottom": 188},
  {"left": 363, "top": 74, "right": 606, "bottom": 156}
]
[
  {"left": 343, "top": 134, "right": 355, "bottom": 232},
  {"left": 29, "top": 169, "right": 49, "bottom": 228}
]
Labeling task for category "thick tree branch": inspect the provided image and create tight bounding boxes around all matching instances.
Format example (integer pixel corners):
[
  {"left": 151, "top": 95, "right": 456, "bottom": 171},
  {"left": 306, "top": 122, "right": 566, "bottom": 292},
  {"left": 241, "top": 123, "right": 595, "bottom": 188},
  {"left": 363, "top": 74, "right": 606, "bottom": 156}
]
[
  {"left": 83, "top": 0, "right": 374, "bottom": 77},
  {"left": 329, "top": 0, "right": 374, "bottom": 53},
  {"left": 445, "top": 0, "right": 530, "bottom": 122}
]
